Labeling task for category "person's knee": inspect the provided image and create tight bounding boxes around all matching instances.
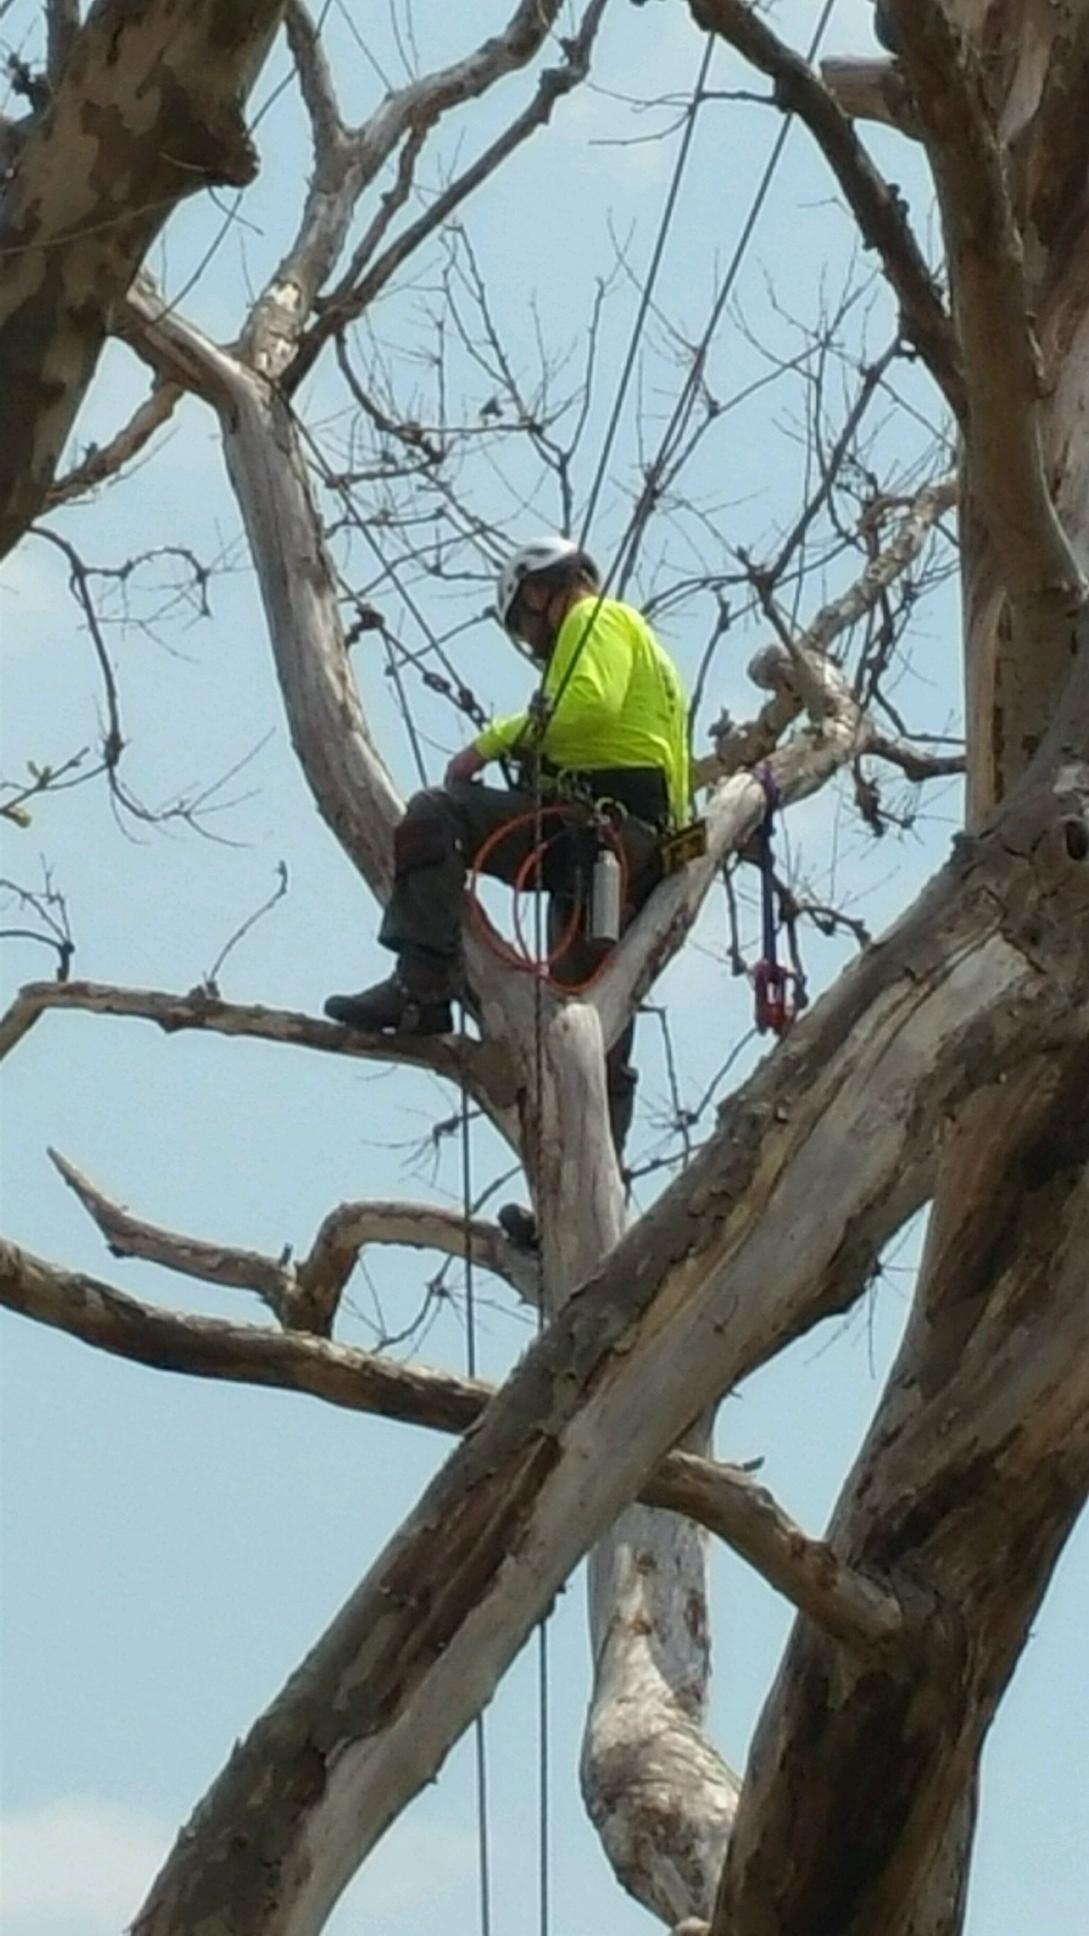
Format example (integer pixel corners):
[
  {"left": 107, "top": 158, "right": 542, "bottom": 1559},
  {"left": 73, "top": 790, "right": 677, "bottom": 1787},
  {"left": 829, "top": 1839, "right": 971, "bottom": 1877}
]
[{"left": 394, "top": 788, "right": 457, "bottom": 873}]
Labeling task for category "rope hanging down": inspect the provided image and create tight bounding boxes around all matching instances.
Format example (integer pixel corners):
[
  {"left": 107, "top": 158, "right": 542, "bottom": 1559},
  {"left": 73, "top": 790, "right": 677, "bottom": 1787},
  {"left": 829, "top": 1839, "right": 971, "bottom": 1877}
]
[
  {"left": 453, "top": 15, "right": 842, "bottom": 1929},
  {"left": 459, "top": 1038, "right": 494, "bottom": 1936},
  {"left": 751, "top": 766, "right": 803, "bottom": 1035},
  {"left": 523, "top": 0, "right": 842, "bottom": 765}
]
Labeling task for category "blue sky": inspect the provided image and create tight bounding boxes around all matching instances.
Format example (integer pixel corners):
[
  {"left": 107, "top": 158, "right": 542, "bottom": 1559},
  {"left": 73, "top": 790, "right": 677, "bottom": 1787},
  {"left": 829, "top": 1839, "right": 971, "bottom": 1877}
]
[{"left": 2, "top": 2, "right": 1086, "bottom": 1931}]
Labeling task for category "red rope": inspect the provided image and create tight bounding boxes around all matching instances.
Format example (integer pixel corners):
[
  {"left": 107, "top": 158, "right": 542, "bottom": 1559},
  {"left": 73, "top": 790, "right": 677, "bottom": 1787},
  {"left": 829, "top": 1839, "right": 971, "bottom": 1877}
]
[{"left": 467, "top": 805, "right": 628, "bottom": 995}]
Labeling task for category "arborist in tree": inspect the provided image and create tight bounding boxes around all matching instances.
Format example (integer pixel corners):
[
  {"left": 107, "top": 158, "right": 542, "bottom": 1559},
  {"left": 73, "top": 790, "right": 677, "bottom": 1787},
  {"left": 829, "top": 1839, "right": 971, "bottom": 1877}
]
[{"left": 325, "top": 535, "right": 692, "bottom": 1160}]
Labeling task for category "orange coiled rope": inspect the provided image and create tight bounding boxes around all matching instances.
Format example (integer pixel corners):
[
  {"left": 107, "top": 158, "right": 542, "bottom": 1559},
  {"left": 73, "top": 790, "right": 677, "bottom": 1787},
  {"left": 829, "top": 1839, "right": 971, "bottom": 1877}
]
[{"left": 466, "top": 804, "right": 628, "bottom": 995}]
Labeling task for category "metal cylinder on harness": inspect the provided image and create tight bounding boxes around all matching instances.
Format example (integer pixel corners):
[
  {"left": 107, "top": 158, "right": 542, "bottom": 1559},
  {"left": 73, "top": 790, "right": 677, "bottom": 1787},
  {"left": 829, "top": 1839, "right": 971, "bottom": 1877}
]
[{"left": 589, "top": 845, "right": 622, "bottom": 942}]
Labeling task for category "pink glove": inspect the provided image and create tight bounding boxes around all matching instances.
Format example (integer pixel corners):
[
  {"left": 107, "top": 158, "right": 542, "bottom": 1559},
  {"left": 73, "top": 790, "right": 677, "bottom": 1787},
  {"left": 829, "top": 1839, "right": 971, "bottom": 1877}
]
[{"left": 445, "top": 744, "right": 487, "bottom": 787}]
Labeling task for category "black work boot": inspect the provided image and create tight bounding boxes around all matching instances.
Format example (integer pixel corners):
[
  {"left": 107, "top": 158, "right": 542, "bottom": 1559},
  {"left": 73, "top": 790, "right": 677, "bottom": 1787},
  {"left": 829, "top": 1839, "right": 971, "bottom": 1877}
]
[
  {"left": 498, "top": 1202, "right": 539, "bottom": 1252},
  {"left": 324, "top": 957, "right": 456, "bottom": 1035}
]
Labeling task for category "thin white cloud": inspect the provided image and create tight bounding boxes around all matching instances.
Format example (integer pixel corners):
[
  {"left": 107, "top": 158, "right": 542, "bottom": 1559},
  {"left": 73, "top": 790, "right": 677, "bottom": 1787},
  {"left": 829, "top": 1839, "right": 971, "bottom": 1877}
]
[{"left": 0, "top": 1797, "right": 168, "bottom": 1930}]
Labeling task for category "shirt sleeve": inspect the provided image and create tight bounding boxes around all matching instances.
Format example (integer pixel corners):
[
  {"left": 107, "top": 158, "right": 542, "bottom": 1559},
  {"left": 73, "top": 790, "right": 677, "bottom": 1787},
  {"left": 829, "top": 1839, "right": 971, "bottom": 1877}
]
[{"left": 473, "top": 712, "right": 529, "bottom": 760}]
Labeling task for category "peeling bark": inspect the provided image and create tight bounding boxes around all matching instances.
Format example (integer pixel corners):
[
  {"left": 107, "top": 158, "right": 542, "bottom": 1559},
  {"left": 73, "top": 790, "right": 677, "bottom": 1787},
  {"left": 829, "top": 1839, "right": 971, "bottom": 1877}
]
[
  {"left": 129, "top": 777, "right": 1089, "bottom": 1932},
  {"left": 0, "top": 1234, "right": 909, "bottom": 1655},
  {"left": 0, "top": 0, "right": 284, "bottom": 558},
  {"left": 710, "top": 13, "right": 1089, "bottom": 1930},
  {"left": 529, "top": 1005, "right": 737, "bottom": 1925},
  {"left": 711, "top": 1052, "right": 1089, "bottom": 1936}
]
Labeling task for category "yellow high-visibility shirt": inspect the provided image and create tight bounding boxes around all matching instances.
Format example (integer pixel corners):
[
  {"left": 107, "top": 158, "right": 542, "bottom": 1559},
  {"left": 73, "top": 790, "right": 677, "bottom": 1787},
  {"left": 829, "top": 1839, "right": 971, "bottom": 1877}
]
[{"left": 474, "top": 596, "right": 691, "bottom": 826}]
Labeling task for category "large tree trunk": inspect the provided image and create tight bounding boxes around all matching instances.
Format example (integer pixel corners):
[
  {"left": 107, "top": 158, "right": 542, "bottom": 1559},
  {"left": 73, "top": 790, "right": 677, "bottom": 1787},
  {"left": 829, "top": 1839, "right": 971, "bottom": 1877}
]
[
  {"left": 530, "top": 1002, "right": 738, "bottom": 1927},
  {"left": 709, "top": 6, "right": 1089, "bottom": 1929},
  {"left": 0, "top": 0, "right": 284, "bottom": 560},
  {"left": 711, "top": 1053, "right": 1089, "bottom": 1936}
]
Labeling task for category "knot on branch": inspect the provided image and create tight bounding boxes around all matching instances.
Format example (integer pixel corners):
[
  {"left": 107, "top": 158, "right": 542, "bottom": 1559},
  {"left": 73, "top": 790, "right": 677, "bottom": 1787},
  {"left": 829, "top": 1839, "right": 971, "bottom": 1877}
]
[
  {"left": 748, "top": 643, "right": 793, "bottom": 692},
  {"left": 163, "top": 93, "right": 260, "bottom": 190}
]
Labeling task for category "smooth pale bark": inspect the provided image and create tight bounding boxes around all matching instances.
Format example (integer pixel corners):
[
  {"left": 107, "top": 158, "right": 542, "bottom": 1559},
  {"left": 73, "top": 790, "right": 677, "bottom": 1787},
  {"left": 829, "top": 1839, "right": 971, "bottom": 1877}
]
[
  {"left": 0, "top": 0, "right": 284, "bottom": 558},
  {"left": 527, "top": 1003, "right": 738, "bottom": 1924},
  {"left": 129, "top": 784, "right": 1089, "bottom": 1933},
  {"left": 223, "top": 376, "right": 403, "bottom": 899}
]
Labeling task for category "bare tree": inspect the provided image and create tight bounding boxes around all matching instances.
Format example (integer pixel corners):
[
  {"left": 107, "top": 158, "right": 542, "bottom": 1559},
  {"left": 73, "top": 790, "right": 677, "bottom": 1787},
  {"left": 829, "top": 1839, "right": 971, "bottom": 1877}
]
[{"left": 1, "top": 3, "right": 1087, "bottom": 1934}]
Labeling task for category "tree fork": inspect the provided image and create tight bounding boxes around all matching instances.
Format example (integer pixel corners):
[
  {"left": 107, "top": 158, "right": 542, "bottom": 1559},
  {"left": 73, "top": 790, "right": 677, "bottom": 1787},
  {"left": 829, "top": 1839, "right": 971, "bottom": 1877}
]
[{"left": 129, "top": 779, "right": 1089, "bottom": 1934}]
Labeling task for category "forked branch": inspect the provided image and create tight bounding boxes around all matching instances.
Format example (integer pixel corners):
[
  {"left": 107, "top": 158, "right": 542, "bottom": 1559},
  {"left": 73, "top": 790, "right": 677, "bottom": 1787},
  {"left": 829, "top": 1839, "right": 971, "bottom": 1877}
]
[
  {"left": 0, "top": 1235, "right": 904, "bottom": 1657},
  {"left": 49, "top": 1146, "right": 539, "bottom": 1330},
  {"left": 688, "top": 0, "right": 964, "bottom": 415}
]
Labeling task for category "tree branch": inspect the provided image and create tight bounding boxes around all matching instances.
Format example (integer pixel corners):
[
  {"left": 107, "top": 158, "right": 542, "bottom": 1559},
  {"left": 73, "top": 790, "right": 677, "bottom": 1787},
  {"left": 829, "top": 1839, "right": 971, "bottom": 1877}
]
[
  {"left": 46, "top": 0, "right": 80, "bottom": 87},
  {"left": 688, "top": 0, "right": 965, "bottom": 417},
  {"left": 48, "top": 1144, "right": 539, "bottom": 1330},
  {"left": 48, "top": 1147, "right": 297, "bottom": 1322},
  {"left": 0, "top": 1235, "right": 492, "bottom": 1435},
  {"left": 0, "top": 0, "right": 285, "bottom": 559},
  {"left": 595, "top": 647, "right": 869, "bottom": 1047},
  {"left": 288, "top": 0, "right": 609, "bottom": 390},
  {"left": 244, "top": 0, "right": 571, "bottom": 379},
  {"left": 711, "top": 1045, "right": 1089, "bottom": 1934},
  {"left": 295, "top": 1199, "right": 539, "bottom": 1325},
  {"left": 0, "top": 1235, "right": 903, "bottom": 1657},
  {"left": 888, "top": 0, "right": 1088, "bottom": 618},
  {"left": 0, "top": 979, "right": 518, "bottom": 1117},
  {"left": 642, "top": 1451, "right": 904, "bottom": 1658},
  {"left": 47, "top": 377, "right": 183, "bottom": 506},
  {"left": 597, "top": 471, "right": 958, "bottom": 1048}
]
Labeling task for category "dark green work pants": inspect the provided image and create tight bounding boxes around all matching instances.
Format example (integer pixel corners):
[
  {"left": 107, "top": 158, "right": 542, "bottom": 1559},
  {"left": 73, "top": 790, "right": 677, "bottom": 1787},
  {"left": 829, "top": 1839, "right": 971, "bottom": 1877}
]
[{"left": 378, "top": 778, "right": 663, "bottom": 1157}]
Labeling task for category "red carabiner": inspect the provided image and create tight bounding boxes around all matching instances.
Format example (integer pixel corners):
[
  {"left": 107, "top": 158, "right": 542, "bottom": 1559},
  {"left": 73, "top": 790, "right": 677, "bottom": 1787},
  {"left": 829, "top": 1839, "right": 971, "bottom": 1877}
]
[{"left": 754, "top": 959, "right": 794, "bottom": 1036}]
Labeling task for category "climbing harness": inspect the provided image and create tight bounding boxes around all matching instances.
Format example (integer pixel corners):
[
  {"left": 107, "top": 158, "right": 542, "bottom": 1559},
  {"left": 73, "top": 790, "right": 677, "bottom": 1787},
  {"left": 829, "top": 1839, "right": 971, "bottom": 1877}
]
[
  {"left": 751, "top": 765, "right": 803, "bottom": 1036},
  {"left": 443, "top": 15, "right": 844, "bottom": 1924},
  {"left": 467, "top": 799, "right": 630, "bottom": 994}
]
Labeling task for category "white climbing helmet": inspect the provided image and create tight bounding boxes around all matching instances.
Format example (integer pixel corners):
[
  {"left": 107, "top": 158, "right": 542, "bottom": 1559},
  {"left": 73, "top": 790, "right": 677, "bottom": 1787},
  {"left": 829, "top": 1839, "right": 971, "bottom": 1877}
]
[{"left": 496, "top": 535, "right": 588, "bottom": 631}]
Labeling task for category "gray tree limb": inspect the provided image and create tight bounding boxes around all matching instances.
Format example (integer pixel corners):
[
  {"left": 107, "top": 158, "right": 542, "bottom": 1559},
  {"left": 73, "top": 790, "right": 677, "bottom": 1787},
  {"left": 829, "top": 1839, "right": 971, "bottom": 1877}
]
[
  {"left": 244, "top": 0, "right": 577, "bottom": 381},
  {"left": 687, "top": 0, "right": 964, "bottom": 417},
  {"left": 48, "top": 1144, "right": 539, "bottom": 1325},
  {"left": 888, "top": 0, "right": 1088, "bottom": 623},
  {"left": 0, "top": 980, "right": 518, "bottom": 1118},
  {"left": 0, "top": 0, "right": 285, "bottom": 559},
  {"left": 0, "top": 1234, "right": 903, "bottom": 1656}
]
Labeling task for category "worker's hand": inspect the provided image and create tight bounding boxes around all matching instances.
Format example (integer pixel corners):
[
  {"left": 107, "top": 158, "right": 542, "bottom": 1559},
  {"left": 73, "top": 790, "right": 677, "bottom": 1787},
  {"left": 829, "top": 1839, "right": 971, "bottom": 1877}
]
[{"left": 445, "top": 744, "right": 487, "bottom": 787}]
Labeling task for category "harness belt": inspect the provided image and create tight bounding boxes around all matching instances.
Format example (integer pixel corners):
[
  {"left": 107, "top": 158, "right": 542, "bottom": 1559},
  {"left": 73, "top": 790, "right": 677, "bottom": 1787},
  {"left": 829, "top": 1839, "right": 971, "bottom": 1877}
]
[{"left": 540, "top": 762, "right": 671, "bottom": 828}]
